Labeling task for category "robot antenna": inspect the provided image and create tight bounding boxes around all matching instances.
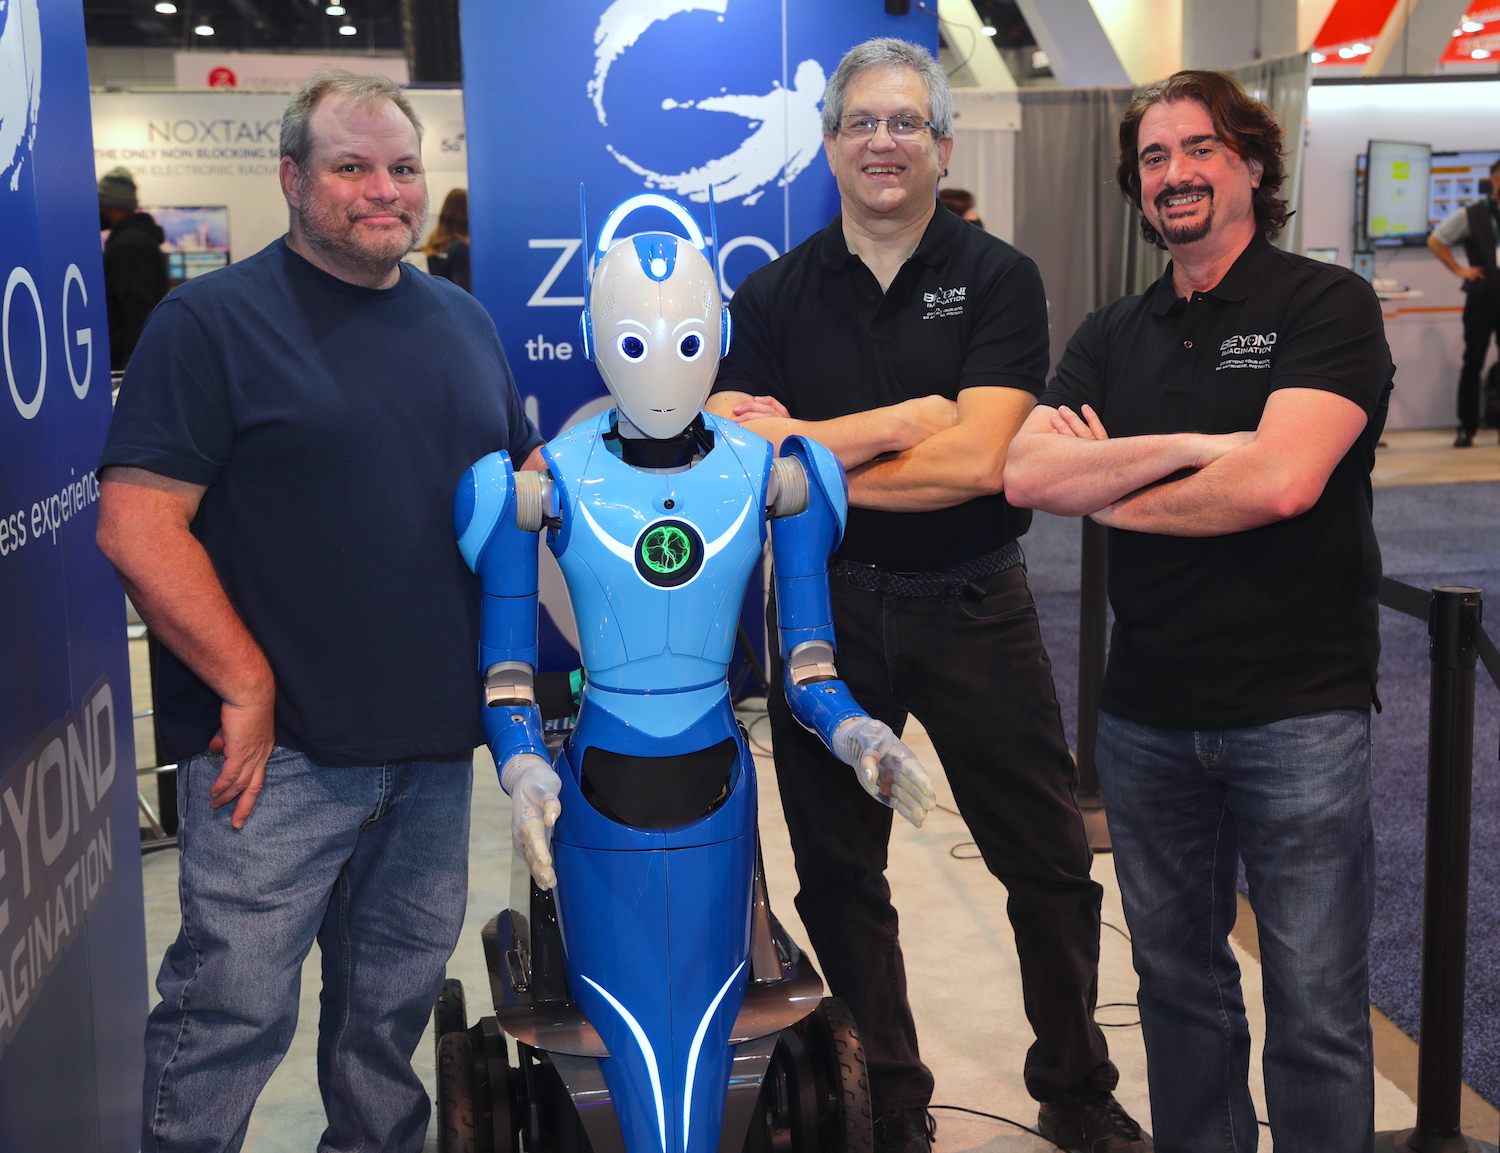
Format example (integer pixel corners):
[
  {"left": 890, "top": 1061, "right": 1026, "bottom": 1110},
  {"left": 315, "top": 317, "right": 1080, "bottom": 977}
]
[
  {"left": 594, "top": 193, "right": 707, "bottom": 263},
  {"left": 579, "top": 183, "right": 593, "bottom": 280}
]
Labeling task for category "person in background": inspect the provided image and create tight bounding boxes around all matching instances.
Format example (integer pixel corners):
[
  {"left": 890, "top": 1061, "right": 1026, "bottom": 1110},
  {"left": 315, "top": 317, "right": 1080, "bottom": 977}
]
[
  {"left": 1006, "top": 70, "right": 1392, "bottom": 1153},
  {"left": 938, "top": 186, "right": 984, "bottom": 230},
  {"left": 96, "top": 68, "right": 542, "bottom": 1152},
  {"left": 423, "top": 186, "right": 471, "bottom": 292},
  {"left": 98, "top": 166, "right": 170, "bottom": 370},
  {"left": 1427, "top": 159, "right": 1500, "bottom": 446}
]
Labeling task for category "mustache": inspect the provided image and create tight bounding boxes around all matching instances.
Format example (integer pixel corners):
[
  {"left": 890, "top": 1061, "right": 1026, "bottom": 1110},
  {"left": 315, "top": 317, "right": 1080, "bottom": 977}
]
[{"left": 1155, "top": 182, "right": 1213, "bottom": 212}]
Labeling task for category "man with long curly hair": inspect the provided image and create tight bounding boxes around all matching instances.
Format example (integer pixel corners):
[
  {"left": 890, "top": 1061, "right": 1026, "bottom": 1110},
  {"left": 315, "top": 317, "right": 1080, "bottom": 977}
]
[{"left": 1006, "top": 71, "right": 1393, "bottom": 1153}]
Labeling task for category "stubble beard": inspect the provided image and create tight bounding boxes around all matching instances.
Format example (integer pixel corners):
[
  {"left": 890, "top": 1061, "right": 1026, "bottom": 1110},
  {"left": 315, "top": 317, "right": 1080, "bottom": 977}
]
[
  {"left": 1152, "top": 181, "right": 1215, "bottom": 246},
  {"left": 296, "top": 171, "right": 428, "bottom": 279}
]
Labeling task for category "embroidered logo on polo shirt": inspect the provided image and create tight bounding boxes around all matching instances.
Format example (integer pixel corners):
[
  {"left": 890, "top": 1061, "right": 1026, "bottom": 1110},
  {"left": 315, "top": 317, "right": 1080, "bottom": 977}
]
[
  {"left": 921, "top": 286, "right": 967, "bottom": 320},
  {"left": 1216, "top": 331, "right": 1276, "bottom": 371}
]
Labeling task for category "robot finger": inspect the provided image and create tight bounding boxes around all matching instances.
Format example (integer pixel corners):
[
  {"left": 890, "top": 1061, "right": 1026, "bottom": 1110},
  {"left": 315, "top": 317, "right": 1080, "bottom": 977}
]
[
  {"left": 542, "top": 797, "right": 562, "bottom": 826},
  {"left": 520, "top": 818, "right": 557, "bottom": 890}
]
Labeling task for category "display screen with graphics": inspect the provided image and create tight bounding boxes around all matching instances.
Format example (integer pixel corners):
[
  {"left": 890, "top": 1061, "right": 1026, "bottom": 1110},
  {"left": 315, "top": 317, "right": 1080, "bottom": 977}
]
[
  {"left": 1428, "top": 151, "right": 1500, "bottom": 228},
  {"left": 143, "top": 205, "right": 230, "bottom": 282},
  {"left": 1363, "top": 140, "right": 1432, "bottom": 243}
]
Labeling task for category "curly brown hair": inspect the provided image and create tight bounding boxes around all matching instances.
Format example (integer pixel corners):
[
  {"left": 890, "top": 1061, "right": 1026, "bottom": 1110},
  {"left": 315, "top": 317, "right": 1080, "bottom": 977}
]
[{"left": 1117, "top": 70, "right": 1289, "bottom": 250}]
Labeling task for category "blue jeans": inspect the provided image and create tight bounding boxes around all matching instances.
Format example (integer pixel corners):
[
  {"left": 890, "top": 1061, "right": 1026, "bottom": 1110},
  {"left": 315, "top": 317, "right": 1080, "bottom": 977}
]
[
  {"left": 1096, "top": 709, "right": 1375, "bottom": 1153},
  {"left": 142, "top": 747, "right": 472, "bottom": 1153}
]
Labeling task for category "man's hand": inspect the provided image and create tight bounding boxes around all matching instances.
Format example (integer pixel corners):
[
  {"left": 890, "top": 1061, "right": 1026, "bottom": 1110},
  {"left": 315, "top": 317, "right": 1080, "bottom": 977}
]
[
  {"left": 500, "top": 753, "right": 562, "bottom": 890},
  {"left": 207, "top": 686, "right": 277, "bottom": 828},
  {"left": 1052, "top": 404, "right": 1255, "bottom": 467},
  {"left": 1459, "top": 265, "right": 1486, "bottom": 282},
  {"left": 831, "top": 717, "right": 936, "bottom": 828},
  {"left": 706, "top": 390, "right": 955, "bottom": 469}
]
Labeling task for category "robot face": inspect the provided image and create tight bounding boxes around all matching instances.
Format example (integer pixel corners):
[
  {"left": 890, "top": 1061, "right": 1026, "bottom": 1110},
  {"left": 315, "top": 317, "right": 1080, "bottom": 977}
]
[{"left": 590, "top": 231, "right": 722, "bottom": 440}]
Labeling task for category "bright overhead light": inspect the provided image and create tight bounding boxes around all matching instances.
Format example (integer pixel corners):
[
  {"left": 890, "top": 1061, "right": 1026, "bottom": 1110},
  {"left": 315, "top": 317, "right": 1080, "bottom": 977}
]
[
  {"left": 1353, "top": 42, "right": 1372, "bottom": 53},
  {"left": 326, "top": 4, "right": 345, "bottom": 13},
  {"left": 1310, "top": 50, "right": 1326, "bottom": 62},
  {"left": 1462, "top": 19, "right": 1484, "bottom": 31},
  {"left": 338, "top": 22, "right": 357, "bottom": 34},
  {"left": 1474, "top": 47, "right": 1492, "bottom": 57},
  {"left": 154, "top": 1, "right": 177, "bottom": 12},
  {"left": 193, "top": 23, "right": 214, "bottom": 35},
  {"left": 980, "top": 24, "right": 997, "bottom": 35},
  {"left": 1338, "top": 46, "right": 1356, "bottom": 57}
]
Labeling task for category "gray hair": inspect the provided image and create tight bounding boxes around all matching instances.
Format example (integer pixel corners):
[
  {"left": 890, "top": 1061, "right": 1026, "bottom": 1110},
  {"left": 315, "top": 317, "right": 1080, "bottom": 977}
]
[
  {"left": 280, "top": 66, "right": 423, "bottom": 169},
  {"left": 821, "top": 39, "right": 953, "bottom": 139}
]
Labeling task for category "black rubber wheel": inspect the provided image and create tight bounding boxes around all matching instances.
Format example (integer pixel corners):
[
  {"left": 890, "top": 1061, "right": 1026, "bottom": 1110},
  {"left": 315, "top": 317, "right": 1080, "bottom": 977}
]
[
  {"left": 435, "top": 978, "right": 468, "bottom": 1066},
  {"left": 438, "top": 1030, "right": 480, "bottom": 1153},
  {"left": 472, "top": 1017, "right": 517, "bottom": 1153},
  {"left": 799, "top": 998, "right": 874, "bottom": 1153}
]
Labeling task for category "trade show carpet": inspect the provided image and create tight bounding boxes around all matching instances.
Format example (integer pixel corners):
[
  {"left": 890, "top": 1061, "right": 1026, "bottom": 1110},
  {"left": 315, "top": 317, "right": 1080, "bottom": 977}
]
[{"left": 1025, "top": 482, "right": 1500, "bottom": 1107}]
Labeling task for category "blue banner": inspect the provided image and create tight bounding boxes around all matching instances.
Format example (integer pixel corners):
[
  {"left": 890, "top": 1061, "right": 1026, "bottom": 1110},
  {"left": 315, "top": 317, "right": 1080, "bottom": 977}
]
[
  {"left": 461, "top": 0, "right": 935, "bottom": 669},
  {"left": 0, "top": 0, "right": 147, "bottom": 1146}
]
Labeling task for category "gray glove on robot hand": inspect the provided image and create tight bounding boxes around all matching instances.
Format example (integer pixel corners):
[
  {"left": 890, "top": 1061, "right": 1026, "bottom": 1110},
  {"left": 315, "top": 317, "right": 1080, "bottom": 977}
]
[
  {"left": 831, "top": 717, "right": 937, "bottom": 828},
  {"left": 500, "top": 753, "right": 563, "bottom": 891}
]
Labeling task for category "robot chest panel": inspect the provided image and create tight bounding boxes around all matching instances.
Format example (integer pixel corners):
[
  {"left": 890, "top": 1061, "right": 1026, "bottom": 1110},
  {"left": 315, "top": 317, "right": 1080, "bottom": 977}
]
[{"left": 559, "top": 467, "right": 765, "bottom": 662}]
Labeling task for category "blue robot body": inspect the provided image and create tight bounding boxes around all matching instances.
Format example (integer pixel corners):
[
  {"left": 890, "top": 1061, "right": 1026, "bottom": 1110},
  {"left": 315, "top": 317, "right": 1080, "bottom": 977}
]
[{"left": 452, "top": 193, "right": 917, "bottom": 1153}]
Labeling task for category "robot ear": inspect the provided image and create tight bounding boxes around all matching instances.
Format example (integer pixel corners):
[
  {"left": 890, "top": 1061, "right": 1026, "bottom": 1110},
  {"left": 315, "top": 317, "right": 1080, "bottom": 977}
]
[
  {"left": 720, "top": 304, "right": 732, "bottom": 358},
  {"left": 579, "top": 308, "right": 594, "bottom": 361}
]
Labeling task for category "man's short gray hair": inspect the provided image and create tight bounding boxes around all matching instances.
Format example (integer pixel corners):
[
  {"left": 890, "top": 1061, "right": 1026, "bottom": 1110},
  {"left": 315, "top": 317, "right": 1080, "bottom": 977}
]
[
  {"left": 280, "top": 66, "right": 423, "bottom": 169},
  {"left": 821, "top": 39, "right": 953, "bottom": 139}
]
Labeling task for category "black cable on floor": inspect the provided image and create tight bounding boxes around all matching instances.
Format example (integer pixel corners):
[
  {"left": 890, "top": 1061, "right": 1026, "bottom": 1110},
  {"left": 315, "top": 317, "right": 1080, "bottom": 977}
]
[
  {"left": 928, "top": 1103, "right": 1049, "bottom": 1141},
  {"left": 1094, "top": 1001, "right": 1140, "bottom": 1028}
]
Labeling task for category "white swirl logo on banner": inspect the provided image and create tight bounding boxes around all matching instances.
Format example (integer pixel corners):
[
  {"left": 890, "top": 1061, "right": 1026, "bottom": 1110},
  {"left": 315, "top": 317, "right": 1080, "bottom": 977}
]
[
  {"left": 0, "top": 0, "right": 43, "bottom": 193},
  {"left": 589, "top": 0, "right": 825, "bottom": 206}
]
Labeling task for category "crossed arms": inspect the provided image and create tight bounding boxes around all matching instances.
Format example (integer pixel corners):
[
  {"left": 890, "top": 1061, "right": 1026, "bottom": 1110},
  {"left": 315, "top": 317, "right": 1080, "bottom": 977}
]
[
  {"left": 1003, "top": 387, "right": 1369, "bottom": 536},
  {"left": 705, "top": 386, "right": 1036, "bottom": 512}
]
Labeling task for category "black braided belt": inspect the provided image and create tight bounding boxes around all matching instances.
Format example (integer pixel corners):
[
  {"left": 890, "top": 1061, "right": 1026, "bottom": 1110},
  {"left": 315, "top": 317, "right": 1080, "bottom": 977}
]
[{"left": 829, "top": 539, "right": 1024, "bottom": 598}]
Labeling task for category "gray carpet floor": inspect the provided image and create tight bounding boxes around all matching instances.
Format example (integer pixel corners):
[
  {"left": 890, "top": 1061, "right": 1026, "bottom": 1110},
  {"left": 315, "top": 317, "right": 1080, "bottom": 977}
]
[{"left": 1024, "top": 483, "right": 1500, "bottom": 1105}]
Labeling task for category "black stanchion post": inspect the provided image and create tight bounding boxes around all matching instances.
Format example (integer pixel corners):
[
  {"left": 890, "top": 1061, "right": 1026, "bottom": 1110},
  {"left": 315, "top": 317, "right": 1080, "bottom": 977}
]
[
  {"left": 1076, "top": 518, "right": 1110, "bottom": 852},
  {"left": 1375, "top": 585, "right": 1496, "bottom": 1153}
]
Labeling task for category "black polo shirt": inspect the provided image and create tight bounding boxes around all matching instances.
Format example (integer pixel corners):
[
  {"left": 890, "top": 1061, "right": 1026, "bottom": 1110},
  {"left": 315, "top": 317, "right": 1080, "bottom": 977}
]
[
  {"left": 713, "top": 205, "right": 1049, "bottom": 571},
  {"left": 1040, "top": 233, "right": 1394, "bottom": 731}
]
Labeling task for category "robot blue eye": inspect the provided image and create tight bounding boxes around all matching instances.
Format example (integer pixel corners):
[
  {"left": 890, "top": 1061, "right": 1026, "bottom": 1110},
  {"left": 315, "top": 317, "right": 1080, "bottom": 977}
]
[
  {"left": 678, "top": 334, "right": 701, "bottom": 359},
  {"left": 618, "top": 335, "right": 646, "bottom": 360}
]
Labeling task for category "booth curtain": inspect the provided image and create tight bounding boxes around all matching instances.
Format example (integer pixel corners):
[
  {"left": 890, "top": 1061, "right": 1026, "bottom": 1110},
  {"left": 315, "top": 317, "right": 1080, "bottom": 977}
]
[{"left": 1013, "top": 50, "right": 1311, "bottom": 372}]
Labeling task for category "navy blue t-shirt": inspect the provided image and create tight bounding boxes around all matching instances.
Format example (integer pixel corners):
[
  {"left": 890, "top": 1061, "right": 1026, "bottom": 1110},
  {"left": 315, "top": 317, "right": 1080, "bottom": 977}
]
[{"left": 101, "top": 238, "right": 543, "bottom": 766}]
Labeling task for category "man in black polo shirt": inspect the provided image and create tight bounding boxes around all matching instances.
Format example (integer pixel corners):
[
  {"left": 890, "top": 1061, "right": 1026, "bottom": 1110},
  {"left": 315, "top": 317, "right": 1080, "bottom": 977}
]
[
  {"left": 708, "top": 38, "right": 1146, "bottom": 1153},
  {"left": 1006, "top": 72, "right": 1392, "bottom": 1153}
]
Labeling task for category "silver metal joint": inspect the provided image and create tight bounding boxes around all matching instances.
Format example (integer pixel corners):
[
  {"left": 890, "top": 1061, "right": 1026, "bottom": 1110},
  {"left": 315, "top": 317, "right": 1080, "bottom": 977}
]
[
  {"left": 514, "top": 471, "right": 554, "bottom": 533},
  {"left": 768, "top": 457, "right": 809, "bottom": 519},
  {"left": 484, "top": 661, "right": 536, "bottom": 707},
  {"left": 787, "top": 640, "right": 838, "bottom": 685}
]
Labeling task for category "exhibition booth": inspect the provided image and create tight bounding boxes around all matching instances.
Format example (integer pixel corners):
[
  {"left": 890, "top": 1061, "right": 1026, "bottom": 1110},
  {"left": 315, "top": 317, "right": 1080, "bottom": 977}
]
[{"left": 3, "top": 0, "right": 1499, "bottom": 1147}]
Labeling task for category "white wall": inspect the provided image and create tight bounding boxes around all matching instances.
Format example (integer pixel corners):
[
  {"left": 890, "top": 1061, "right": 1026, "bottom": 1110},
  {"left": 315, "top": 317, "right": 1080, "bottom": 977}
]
[
  {"left": 1302, "top": 79, "right": 1500, "bottom": 429},
  {"left": 90, "top": 89, "right": 467, "bottom": 269}
]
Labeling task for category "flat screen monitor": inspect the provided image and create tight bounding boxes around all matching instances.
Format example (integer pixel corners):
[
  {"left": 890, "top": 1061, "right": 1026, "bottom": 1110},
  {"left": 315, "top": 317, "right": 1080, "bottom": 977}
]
[
  {"left": 142, "top": 206, "right": 230, "bottom": 282},
  {"left": 1362, "top": 140, "right": 1432, "bottom": 245},
  {"left": 1428, "top": 150, "right": 1500, "bottom": 230}
]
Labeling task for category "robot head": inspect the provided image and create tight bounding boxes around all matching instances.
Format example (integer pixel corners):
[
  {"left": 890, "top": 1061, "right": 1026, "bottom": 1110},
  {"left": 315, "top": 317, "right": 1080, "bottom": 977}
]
[{"left": 580, "top": 194, "right": 731, "bottom": 441}]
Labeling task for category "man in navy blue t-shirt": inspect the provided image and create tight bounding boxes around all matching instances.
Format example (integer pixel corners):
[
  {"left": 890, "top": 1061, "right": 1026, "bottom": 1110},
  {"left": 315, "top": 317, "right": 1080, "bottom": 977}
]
[{"left": 97, "top": 68, "right": 541, "bottom": 1152}]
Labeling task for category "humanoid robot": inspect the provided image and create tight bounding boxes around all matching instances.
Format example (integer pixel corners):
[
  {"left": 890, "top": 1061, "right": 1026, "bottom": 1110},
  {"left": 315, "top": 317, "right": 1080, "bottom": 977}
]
[{"left": 439, "top": 194, "right": 934, "bottom": 1153}]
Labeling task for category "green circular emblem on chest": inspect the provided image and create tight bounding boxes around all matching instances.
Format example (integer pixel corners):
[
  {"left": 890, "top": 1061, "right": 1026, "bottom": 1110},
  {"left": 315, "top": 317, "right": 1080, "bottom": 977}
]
[
  {"left": 642, "top": 525, "right": 691, "bottom": 573},
  {"left": 634, "top": 519, "right": 704, "bottom": 587}
]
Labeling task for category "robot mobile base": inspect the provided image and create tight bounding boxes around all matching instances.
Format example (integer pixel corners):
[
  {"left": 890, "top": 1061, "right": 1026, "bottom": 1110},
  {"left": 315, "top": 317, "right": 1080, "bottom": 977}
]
[{"left": 432, "top": 852, "right": 874, "bottom": 1153}]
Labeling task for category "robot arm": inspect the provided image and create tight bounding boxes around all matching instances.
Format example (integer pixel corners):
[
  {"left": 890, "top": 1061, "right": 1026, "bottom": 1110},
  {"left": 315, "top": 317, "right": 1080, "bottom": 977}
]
[
  {"left": 769, "top": 437, "right": 935, "bottom": 827},
  {"left": 455, "top": 452, "right": 562, "bottom": 888}
]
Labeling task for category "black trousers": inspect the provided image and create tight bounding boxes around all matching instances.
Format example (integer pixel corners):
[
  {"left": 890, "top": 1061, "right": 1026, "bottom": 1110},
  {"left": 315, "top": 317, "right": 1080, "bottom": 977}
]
[
  {"left": 767, "top": 563, "right": 1117, "bottom": 1112},
  {"left": 1458, "top": 290, "right": 1500, "bottom": 434}
]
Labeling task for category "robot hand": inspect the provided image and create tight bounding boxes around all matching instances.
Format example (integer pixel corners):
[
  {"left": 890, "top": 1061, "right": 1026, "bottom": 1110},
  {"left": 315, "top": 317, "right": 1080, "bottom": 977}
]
[
  {"left": 831, "top": 717, "right": 937, "bottom": 828},
  {"left": 500, "top": 753, "right": 563, "bottom": 890}
]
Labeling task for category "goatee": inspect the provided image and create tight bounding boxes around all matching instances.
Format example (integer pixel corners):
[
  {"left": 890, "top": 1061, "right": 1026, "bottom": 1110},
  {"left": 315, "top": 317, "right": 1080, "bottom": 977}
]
[{"left": 1153, "top": 181, "right": 1214, "bottom": 245}]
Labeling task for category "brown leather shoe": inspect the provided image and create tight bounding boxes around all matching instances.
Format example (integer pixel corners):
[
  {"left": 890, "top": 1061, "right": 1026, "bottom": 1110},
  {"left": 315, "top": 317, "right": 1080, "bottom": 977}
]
[
  {"left": 873, "top": 1108, "right": 937, "bottom": 1153},
  {"left": 1037, "top": 1092, "right": 1153, "bottom": 1153}
]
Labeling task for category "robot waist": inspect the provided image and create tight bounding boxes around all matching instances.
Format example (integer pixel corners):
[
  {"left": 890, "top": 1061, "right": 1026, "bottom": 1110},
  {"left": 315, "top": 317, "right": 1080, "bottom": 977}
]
[{"left": 587, "top": 676, "right": 725, "bottom": 696}]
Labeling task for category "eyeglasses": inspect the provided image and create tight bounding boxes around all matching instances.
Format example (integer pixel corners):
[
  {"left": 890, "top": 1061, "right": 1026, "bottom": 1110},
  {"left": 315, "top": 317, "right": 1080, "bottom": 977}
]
[{"left": 836, "top": 115, "right": 936, "bottom": 140}]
